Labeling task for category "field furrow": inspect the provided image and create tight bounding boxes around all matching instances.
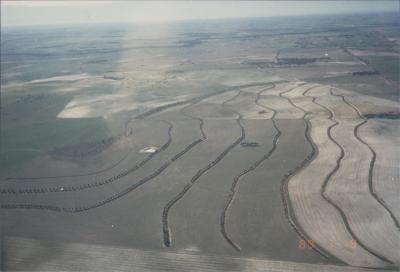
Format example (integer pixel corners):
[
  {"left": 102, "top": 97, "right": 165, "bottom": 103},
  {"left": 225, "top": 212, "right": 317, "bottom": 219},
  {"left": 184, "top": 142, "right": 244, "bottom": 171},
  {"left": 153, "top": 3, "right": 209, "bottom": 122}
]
[
  {"left": 276, "top": 85, "right": 333, "bottom": 259},
  {"left": 220, "top": 84, "right": 279, "bottom": 251},
  {"left": 314, "top": 89, "right": 400, "bottom": 265},
  {"left": 162, "top": 90, "right": 245, "bottom": 247},
  {"left": 326, "top": 118, "right": 400, "bottom": 265},
  {"left": 4, "top": 237, "right": 386, "bottom": 272},
  {"left": 358, "top": 119, "right": 400, "bottom": 222},
  {"left": 283, "top": 86, "right": 395, "bottom": 267},
  {"left": 288, "top": 115, "right": 389, "bottom": 267}
]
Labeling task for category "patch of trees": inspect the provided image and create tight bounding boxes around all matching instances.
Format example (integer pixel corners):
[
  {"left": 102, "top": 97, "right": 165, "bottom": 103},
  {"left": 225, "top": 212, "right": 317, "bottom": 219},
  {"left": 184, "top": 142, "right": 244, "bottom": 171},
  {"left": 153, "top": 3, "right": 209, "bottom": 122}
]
[
  {"left": 241, "top": 142, "right": 259, "bottom": 147},
  {"left": 86, "top": 59, "right": 108, "bottom": 64},
  {"left": 104, "top": 75, "right": 124, "bottom": 80},
  {"left": 276, "top": 57, "right": 330, "bottom": 65},
  {"left": 363, "top": 112, "right": 400, "bottom": 120}
]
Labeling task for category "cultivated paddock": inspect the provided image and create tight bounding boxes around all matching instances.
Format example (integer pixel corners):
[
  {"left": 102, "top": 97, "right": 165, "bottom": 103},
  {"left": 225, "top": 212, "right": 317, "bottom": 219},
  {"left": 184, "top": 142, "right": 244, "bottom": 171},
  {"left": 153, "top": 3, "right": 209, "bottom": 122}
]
[{"left": 2, "top": 81, "right": 399, "bottom": 271}]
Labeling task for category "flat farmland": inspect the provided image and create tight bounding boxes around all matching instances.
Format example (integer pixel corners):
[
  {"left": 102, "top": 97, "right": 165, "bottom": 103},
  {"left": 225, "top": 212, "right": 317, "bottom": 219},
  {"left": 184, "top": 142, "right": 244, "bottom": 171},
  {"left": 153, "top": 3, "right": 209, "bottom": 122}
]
[{"left": 1, "top": 13, "right": 399, "bottom": 272}]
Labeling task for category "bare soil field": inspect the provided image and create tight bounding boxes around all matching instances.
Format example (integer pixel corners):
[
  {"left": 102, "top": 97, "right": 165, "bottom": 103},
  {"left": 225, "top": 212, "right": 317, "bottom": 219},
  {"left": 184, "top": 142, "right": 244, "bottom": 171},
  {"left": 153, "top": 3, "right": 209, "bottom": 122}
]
[
  {"left": 2, "top": 14, "right": 399, "bottom": 271},
  {"left": 358, "top": 120, "right": 400, "bottom": 222},
  {"left": 5, "top": 237, "right": 388, "bottom": 272}
]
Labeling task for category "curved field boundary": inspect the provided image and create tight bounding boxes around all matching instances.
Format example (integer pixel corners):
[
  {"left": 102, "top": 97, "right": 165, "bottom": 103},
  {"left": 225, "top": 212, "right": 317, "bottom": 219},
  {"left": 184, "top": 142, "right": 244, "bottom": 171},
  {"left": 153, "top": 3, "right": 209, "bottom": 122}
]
[
  {"left": 0, "top": 84, "right": 278, "bottom": 212},
  {"left": 1, "top": 137, "right": 204, "bottom": 213},
  {"left": 133, "top": 81, "right": 288, "bottom": 121},
  {"left": 324, "top": 90, "right": 400, "bottom": 265},
  {"left": 299, "top": 87, "right": 394, "bottom": 267},
  {"left": 180, "top": 101, "right": 207, "bottom": 140},
  {"left": 0, "top": 81, "right": 285, "bottom": 212},
  {"left": 0, "top": 121, "right": 173, "bottom": 194},
  {"left": 279, "top": 84, "right": 318, "bottom": 118},
  {"left": 261, "top": 82, "right": 299, "bottom": 96},
  {"left": 256, "top": 87, "right": 304, "bottom": 119},
  {"left": 219, "top": 84, "right": 280, "bottom": 251},
  {"left": 1, "top": 84, "right": 263, "bottom": 192},
  {"left": 162, "top": 90, "right": 247, "bottom": 247},
  {"left": 329, "top": 89, "right": 400, "bottom": 231},
  {"left": 3, "top": 81, "right": 286, "bottom": 182},
  {"left": 223, "top": 89, "right": 274, "bottom": 120},
  {"left": 318, "top": 89, "right": 399, "bottom": 264},
  {"left": 283, "top": 83, "right": 315, "bottom": 98},
  {"left": 325, "top": 118, "right": 399, "bottom": 265},
  {"left": 277, "top": 84, "right": 332, "bottom": 259},
  {"left": 359, "top": 120, "right": 400, "bottom": 223}
]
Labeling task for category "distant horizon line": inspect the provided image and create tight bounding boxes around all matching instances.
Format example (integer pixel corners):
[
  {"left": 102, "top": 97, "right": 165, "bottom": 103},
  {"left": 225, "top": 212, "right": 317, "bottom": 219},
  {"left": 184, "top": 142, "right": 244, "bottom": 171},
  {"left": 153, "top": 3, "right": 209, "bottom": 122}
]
[{"left": 1, "top": 10, "right": 398, "bottom": 29}]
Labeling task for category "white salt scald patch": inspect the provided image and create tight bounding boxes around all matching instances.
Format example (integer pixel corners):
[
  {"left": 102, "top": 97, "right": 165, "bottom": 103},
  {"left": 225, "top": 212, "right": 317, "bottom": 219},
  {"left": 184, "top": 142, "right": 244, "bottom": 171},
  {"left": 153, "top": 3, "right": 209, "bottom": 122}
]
[
  {"left": 57, "top": 105, "right": 93, "bottom": 118},
  {"left": 57, "top": 91, "right": 187, "bottom": 118},
  {"left": 57, "top": 93, "right": 134, "bottom": 118},
  {"left": 178, "top": 245, "right": 200, "bottom": 253},
  {"left": 139, "top": 147, "right": 158, "bottom": 153},
  {"left": 2, "top": 73, "right": 99, "bottom": 91},
  {"left": 29, "top": 73, "right": 93, "bottom": 84}
]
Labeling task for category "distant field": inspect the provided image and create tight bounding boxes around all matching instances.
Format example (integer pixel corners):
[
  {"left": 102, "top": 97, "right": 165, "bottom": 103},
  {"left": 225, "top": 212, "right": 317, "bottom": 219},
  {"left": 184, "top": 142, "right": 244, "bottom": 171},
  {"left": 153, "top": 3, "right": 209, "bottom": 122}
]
[
  {"left": 363, "top": 55, "right": 399, "bottom": 82},
  {"left": 1, "top": 13, "right": 399, "bottom": 271}
]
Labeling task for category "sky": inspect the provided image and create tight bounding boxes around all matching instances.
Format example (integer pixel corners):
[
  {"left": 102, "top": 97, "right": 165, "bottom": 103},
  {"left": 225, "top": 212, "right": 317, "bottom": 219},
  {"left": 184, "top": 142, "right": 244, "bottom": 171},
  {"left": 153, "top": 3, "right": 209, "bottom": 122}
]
[{"left": 1, "top": 1, "right": 398, "bottom": 27}]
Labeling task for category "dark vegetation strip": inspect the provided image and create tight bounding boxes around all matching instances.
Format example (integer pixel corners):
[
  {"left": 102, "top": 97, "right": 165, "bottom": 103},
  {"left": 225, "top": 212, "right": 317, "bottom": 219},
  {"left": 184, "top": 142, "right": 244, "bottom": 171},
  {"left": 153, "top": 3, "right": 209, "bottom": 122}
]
[
  {"left": 325, "top": 34, "right": 397, "bottom": 89},
  {"left": 171, "top": 139, "right": 203, "bottom": 162},
  {"left": 220, "top": 83, "right": 279, "bottom": 251},
  {"left": 329, "top": 89, "right": 400, "bottom": 231},
  {"left": 162, "top": 90, "right": 246, "bottom": 247},
  {"left": 278, "top": 84, "right": 331, "bottom": 259},
  {"left": 363, "top": 113, "right": 400, "bottom": 120},
  {"left": 304, "top": 87, "right": 395, "bottom": 265},
  {"left": 0, "top": 121, "right": 173, "bottom": 194}
]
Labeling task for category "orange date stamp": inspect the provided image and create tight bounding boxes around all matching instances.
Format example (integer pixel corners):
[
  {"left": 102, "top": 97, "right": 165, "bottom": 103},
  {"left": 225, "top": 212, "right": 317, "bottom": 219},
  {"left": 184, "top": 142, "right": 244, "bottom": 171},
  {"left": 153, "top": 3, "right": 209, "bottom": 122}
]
[{"left": 298, "top": 239, "right": 357, "bottom": 250}]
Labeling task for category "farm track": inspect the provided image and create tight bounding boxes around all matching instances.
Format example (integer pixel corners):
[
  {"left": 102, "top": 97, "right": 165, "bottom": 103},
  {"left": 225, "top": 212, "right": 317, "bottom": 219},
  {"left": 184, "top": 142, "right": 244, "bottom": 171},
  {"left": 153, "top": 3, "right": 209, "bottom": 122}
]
[
  {"left": 304, "top": 87, "right": 394, "bottom": 265},
  {"left": 219, "top": 83, "right": 279, "bottom": 251},
  {"left": 0, "top": 121, "right": 173, "bottom": 194},
  {"left": 329, "top": 89, "right": 400, "bottom": 231},
  {"left": 162, "top": 90, "right": 247, "bottom": 248},
  {"left": 278, "top": 84, "right": 331, "bottom": 259}
]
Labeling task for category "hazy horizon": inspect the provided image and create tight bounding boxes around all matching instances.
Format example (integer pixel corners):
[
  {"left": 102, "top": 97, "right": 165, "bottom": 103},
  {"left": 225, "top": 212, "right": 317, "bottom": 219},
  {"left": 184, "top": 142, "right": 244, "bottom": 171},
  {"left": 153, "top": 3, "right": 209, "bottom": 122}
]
[{"left": 1, "top": 1, "right": 398, "bottom": 27}]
